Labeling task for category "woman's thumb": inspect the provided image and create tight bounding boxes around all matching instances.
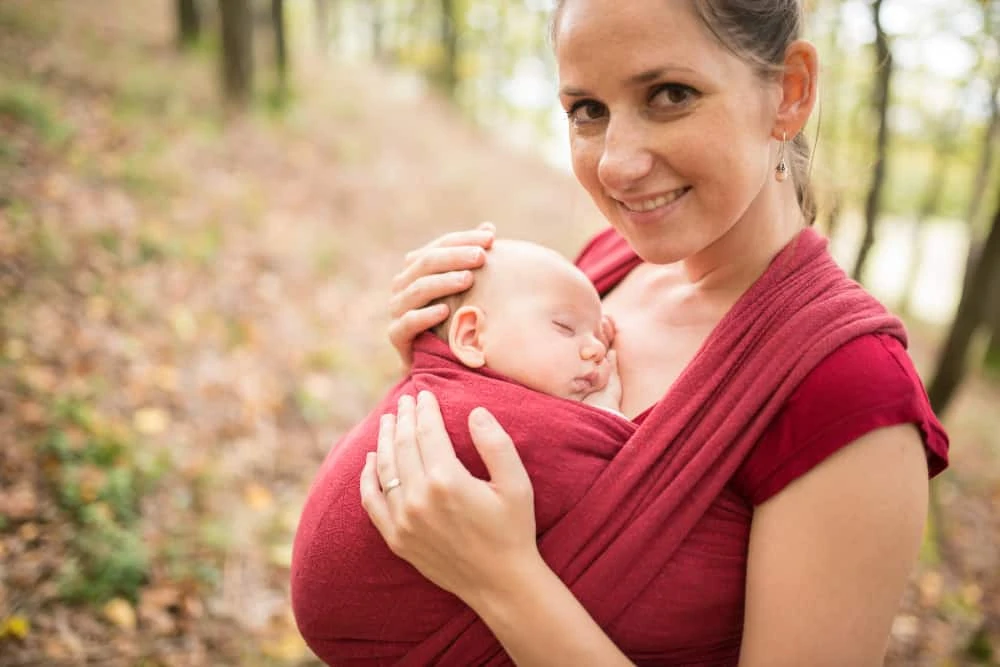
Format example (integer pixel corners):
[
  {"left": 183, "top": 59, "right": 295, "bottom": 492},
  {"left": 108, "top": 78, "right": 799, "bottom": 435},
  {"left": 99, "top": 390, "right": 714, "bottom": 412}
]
[{"left": 468, "top": 407, "right": 529, "bottom": 491}]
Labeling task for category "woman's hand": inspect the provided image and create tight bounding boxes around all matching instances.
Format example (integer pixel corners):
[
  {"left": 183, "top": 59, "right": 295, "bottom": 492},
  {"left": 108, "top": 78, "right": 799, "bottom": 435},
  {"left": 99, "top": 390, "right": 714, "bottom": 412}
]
[
  {"left": 388, "top": 223, "right": 496, "bottom": 367},
  {"left": 359, "top": 391, "right": 540, "bottom": 605}
]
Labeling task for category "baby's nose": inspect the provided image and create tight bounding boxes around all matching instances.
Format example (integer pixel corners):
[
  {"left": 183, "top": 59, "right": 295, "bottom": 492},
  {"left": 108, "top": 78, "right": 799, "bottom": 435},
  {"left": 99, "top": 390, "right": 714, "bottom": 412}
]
[{"left": 581, "top": 337, "right": 607, "bottom": 363}]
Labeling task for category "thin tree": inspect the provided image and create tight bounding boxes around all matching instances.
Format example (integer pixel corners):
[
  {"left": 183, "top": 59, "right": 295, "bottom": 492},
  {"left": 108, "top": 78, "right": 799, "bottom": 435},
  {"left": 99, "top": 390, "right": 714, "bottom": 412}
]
[
  {"left": 851, "top": 0, "right": 893, "bottom": 282},
  {"left": 369, "top": 0, "right": 385, "bottom": 61},
  {"left": 439, "top": 0, "right": 460, "bottom": 98},
  {"left": 271, "top": 0, "right": 289, "bottom": 95},
  {"left": 177, "top": 0, "right": 201, "bottom": 49},
  {"left": 927, "top": 183, "right": 1000, "bottom": 415},
  {"left": 314, "top": 0, "right": 330, "bottom": 54},
  {"left": 219, "top": 0, "right": 253, "bottom": 108}
]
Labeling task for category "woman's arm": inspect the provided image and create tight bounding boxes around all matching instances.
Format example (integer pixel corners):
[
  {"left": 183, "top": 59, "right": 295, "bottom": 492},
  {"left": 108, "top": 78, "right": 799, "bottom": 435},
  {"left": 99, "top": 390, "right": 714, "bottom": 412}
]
[
  {"left": 360, "top": 392, "right": 632, "bottom": 666},
  {"left": 738, "top": 424, "right": 929, "bottom": 667}
]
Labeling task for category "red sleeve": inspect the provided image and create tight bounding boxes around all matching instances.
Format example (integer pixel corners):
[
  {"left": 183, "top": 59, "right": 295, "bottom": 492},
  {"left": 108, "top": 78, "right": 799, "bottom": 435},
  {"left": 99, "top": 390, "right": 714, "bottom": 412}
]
[{"left": 733, "top": 333, "right": 949, "bottom": 506}]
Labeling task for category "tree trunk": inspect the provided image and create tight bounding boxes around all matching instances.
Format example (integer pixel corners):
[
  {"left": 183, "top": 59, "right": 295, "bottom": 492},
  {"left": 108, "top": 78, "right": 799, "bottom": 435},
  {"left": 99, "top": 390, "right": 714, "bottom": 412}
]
[
  {"left": 983, "top": 274, "right": 1000, "bottom": 373},
  {"left": 927, "top": 188, "right": 1000, "bottom": 415},
  {"left": 218, "top": 0, "right": 253, "bottom": 108},
  {"left": 271, "top": 0, "right": 288, "bottom": 93},
  {"left": 370, "top": 0, "right": 385, "bottom": 61},
  {"left": 966, "top": 71, "right": 1000, "bottom": 229},
  {"left": 314, "top": 0, "right": 329, "bottom": 54},
  {"left": 439, "top": 0, "right": 459, "bottom": 98},
  {"left": 851, "top": 0, "right": 892, "bottom": 283},
  {"left": 177, "top": 0, "right": 201, "bottom": 49}
]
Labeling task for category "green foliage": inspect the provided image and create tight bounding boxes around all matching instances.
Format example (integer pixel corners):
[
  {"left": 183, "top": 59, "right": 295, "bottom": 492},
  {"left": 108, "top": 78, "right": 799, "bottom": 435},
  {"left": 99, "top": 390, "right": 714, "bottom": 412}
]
[
  {"left": 966, "top": 625, "right": 995, "bottom": 663},
  {"left": 0, "top": 83, "right": 72, "bottom": 146},
  {"left": 40, "top": 396, "right": 157, "bottom": 605},
  {"left": 57, "top": 507, "right": 149, "bottom": 604}
]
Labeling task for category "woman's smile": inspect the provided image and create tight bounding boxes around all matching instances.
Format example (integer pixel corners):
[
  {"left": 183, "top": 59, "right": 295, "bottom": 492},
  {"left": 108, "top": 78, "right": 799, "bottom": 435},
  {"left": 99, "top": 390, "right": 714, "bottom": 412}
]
[{"left": 615, "top": 186, "right": 690, "bottom": 225}]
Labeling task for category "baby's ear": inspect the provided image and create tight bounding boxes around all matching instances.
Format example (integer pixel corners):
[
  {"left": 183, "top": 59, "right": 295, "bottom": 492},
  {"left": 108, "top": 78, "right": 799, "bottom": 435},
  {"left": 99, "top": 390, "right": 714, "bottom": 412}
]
[{"left": 448, "top": 305, "right": 486, "bottom": 368}]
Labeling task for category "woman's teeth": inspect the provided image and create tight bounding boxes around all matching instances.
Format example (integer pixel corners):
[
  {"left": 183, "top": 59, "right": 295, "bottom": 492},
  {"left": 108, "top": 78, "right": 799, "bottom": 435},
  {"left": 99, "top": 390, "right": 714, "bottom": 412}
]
[{"left": 623, "top": 189, "right": 686, "bottom": 212}]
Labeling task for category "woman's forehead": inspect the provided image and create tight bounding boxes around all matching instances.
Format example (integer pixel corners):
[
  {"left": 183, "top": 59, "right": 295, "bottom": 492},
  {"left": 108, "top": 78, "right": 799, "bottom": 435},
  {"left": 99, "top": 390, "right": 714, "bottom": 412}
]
[{"left": 554, "top": 0, "right": 725, "bottom": 82}]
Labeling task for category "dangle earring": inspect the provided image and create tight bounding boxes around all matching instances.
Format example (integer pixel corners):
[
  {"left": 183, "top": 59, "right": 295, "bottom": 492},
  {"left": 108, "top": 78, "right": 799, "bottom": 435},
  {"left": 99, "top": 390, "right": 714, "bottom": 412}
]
[{"left": 775, "top": 131, "right": 788, "bottom": 182}]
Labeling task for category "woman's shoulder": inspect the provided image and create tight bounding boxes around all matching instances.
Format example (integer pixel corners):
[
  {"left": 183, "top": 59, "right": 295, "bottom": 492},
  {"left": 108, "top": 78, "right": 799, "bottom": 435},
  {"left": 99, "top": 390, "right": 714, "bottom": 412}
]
[{"left": 733, "top": 332, "right": 949, "bottom": 505}]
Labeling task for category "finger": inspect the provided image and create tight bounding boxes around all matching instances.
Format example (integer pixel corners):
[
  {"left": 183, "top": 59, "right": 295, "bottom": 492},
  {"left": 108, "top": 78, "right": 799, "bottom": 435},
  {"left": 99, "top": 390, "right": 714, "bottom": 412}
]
[
  {"left": 394, "top": 394, "right": 425, "bottom": 486},
  {"left": 404, "top": 228, "right": 495, "bottom": 264},
  {"left": 389, "top": 270, "right": 474, "bottom": 319},
  {"left": 388, "top": 304, "right": 450, "bottom": 352},
  {"left": 600, "top": 314, "right": 617, "bottom": 347},
  {"left": 467, "top": 407, "right": 529, "bottom": 492},
  {"left": 392, "top": 246, "right": 486, "bottom": 296},
  {"left": 376, "top": 412, "right": 399, "bottom": 489},
  {"left": 360, "top": 451, "right": 394, "bottom": 534},
  {"left": 415, "top": 391, "right": 461, "bottom": 470}
]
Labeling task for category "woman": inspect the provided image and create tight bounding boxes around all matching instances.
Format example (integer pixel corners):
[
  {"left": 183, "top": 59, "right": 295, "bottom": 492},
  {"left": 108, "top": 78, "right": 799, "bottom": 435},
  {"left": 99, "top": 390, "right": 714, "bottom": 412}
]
[{"left": 331, "top": 0, "right": 948, "bottom": 664}]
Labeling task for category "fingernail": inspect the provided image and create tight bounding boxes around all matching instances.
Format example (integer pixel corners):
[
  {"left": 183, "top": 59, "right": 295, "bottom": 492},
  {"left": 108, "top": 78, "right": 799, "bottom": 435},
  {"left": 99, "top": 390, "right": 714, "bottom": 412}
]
[
  {"left": 468, "top": 248, "right": 483, "bottom": 262},
  {"left": 471, "top": 407, "right": 493, "bottom": 427}
]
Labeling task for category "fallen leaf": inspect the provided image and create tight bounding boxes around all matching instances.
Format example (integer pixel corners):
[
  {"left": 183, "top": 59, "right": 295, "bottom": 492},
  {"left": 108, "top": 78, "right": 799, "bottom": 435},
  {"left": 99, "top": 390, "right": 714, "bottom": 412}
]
[
  {"left": 0, "top": 614, "right": 30, "bottom": 639},
  {"left": 102, "top": 598, "right": 136, "bottom": 632},
  {"left": 918, "top": 570, "right": 943, "bottom": 607},
  {"left": 133, "top": 407, "right": 168, "bottom": 435},
  {"left": 4, "top": 339, "right": 25, "bottom": 361},
  {"left": 0, "top": 483, "right": 38, "bottom": 520},
  {"left": 244, "top": 482, "right": 273, "bottom": 511},
  {"left": 260, "top": 630, "right": 308, "bottom": 661},
  {"left": 170, "top": 307, "right": 197, "bottom": 342}
]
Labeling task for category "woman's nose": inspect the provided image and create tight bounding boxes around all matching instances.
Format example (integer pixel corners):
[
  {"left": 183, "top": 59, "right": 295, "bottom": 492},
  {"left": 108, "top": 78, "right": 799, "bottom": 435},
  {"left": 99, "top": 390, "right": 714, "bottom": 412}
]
[{"left": 598, "top": 116, "right": 654, "bottom": 190}]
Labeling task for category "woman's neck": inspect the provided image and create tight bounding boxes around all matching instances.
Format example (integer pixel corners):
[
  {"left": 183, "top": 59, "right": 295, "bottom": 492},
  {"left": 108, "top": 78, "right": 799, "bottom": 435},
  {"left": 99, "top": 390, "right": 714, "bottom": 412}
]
[{"left": 681, "top": 184, "right": 804, "bottom": 296}]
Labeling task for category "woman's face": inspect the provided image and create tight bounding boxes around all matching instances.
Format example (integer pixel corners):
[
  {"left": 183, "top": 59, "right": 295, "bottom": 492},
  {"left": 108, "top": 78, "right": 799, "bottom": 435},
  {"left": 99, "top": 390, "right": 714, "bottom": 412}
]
[{"left": 555, "top": 0, "right": 782, "bottom": 265}]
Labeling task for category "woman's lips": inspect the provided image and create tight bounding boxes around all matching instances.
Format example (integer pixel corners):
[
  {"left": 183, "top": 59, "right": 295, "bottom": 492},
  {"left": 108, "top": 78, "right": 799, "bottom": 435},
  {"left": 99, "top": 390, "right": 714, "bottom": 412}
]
[{"left": 616, "top": 187, "right": 690, "bottom": 224}]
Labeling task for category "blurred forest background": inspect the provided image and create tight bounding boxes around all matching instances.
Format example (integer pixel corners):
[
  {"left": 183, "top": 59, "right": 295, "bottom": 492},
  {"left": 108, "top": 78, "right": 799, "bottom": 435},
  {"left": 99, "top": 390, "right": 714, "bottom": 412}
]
[{"left": 1, "top": 0, "right": 999, "bottom": 665}]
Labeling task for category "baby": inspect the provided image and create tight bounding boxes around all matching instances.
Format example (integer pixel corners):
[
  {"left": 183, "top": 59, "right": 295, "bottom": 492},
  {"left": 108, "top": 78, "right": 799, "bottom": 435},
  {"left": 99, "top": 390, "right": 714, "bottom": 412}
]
[{"left": 430, "top": 239, "right": 622, "bottom": 414}]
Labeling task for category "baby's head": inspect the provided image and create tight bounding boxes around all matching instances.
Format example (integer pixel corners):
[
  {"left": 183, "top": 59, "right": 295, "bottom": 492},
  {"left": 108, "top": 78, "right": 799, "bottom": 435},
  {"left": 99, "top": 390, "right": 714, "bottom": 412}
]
[{"left": 433, "top": 239, "right": 609, "bottom": 401}]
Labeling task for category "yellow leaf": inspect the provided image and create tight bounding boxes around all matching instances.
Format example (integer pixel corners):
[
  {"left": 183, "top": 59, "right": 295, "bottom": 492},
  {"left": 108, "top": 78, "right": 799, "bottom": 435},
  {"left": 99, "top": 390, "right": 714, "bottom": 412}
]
[
  {"left": 133, "top": 407, "right": 169, "bottom": 435},
  {"left": 3, "top": 339, "right": 25, "bottom": 362},
  {"left": 170, "top": 307, "right": 197, "bottom": 342},
  {"left": 102, "top": 598, "right": 137, "bottom": 632},
  {"left": 244, "top": 482, "right": 273, "bottom": 512},
  {"left": 0, "top": 614, "right": 30, "bottom": 639},
  {"left": 260, "top": 631, "right": 308, "bottom": 661}
]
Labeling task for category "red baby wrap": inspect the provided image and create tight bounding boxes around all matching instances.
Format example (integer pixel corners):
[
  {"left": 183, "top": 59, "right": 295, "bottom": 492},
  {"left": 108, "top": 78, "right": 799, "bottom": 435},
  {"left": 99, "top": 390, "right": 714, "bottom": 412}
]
[{"left": 291, "top": 228, "right": 908, "bottom": 665}]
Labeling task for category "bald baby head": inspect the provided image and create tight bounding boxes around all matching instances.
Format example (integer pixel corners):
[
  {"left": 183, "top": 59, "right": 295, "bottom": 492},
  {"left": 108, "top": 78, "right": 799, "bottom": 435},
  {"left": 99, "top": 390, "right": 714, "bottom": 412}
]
[{"left": 432, "top": 239, "right": 592, "bottom": 338}]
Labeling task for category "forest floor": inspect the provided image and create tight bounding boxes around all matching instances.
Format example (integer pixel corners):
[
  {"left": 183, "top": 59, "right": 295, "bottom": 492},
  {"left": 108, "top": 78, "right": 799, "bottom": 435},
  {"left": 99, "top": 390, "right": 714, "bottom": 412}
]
[{"left": 0, "top": 1, "right": 998, "bottom": 665}]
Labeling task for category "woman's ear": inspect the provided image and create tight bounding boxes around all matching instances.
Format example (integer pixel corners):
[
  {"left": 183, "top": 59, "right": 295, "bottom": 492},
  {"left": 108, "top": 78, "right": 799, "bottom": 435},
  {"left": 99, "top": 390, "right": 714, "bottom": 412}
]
[
  {"left": 448, "top": 305, "right": 487, "bottom": 368},
  {"left": 773, "top": 39, "right": 818, "bottom": 139}
]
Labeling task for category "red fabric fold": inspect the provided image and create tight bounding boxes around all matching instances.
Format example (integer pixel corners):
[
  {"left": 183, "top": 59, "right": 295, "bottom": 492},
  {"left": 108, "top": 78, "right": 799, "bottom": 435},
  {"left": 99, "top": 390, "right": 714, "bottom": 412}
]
[
  {"left": 292, "top": 334, "right": 636, "bottom": 665},
  {"left": 292, "top": 228, "right": 910, "bottom": 665}
]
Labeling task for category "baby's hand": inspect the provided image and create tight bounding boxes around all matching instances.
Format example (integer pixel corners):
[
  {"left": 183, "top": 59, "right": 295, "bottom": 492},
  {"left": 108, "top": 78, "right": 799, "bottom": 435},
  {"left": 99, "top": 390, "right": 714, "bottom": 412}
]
[{"left": 582, "top": 349, "right": 622, "bottom": 414}]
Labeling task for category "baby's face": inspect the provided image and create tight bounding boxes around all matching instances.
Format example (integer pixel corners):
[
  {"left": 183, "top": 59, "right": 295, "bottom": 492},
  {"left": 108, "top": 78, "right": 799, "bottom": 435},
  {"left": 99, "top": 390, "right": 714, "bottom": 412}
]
[{"left": 478, "top": 257, "right": 610, "bottom": 401}]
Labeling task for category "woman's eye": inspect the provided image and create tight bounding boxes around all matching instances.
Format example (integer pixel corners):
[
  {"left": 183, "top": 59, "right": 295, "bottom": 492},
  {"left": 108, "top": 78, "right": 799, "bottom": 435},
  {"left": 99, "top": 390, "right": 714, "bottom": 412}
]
[
  {"left": 649, "top": 84, "right": 698, "bottom": 109},
  {"left": 566, "top": 100, "right": 607, "bottom": 125}
]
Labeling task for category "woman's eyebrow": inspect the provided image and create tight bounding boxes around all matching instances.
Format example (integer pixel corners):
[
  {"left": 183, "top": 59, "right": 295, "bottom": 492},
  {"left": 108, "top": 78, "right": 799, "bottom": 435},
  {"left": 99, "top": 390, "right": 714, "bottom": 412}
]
[{"left": 560, "top": 66, "right": 698, "bottom": 97}]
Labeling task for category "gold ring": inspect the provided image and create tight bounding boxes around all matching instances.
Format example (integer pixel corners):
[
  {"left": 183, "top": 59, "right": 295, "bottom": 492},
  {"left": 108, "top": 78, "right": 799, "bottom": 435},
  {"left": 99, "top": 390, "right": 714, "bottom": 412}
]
[{"left": 383, "top": 478, "right": 402, "bottom": 495}]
